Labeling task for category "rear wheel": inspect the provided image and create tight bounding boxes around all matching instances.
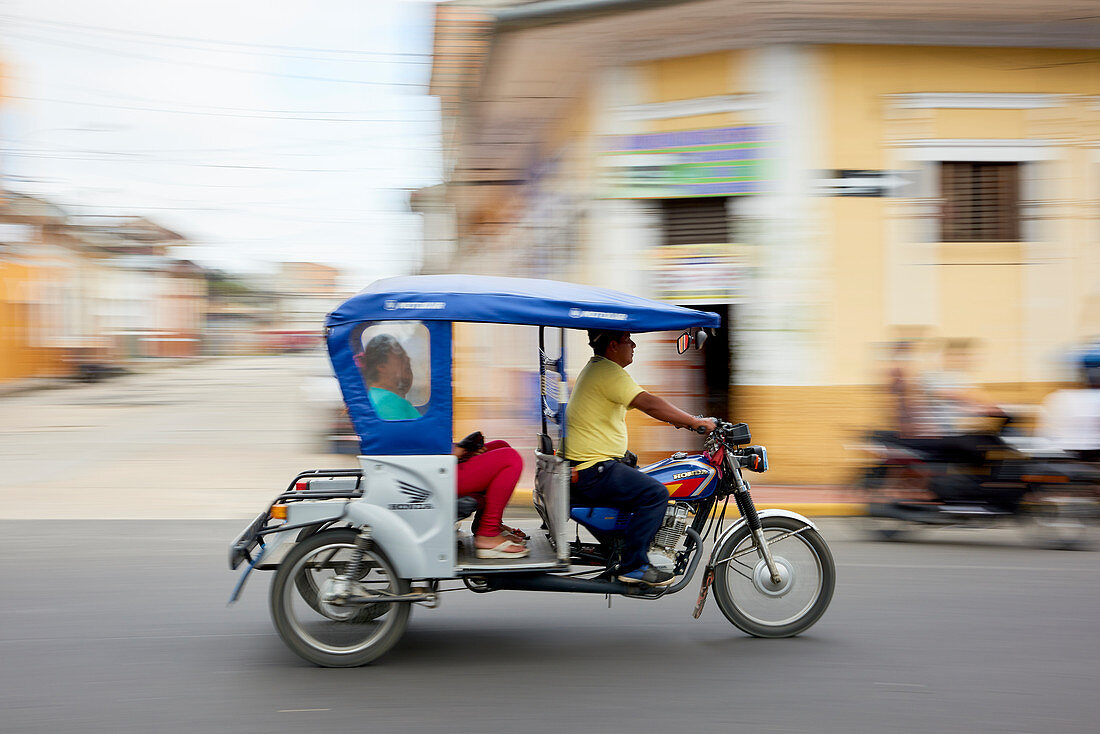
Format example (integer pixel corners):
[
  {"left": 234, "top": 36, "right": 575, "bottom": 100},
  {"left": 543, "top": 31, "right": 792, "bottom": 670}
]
[
  {"left": 712, "top": 516, "right": 835, "bottom": 638},
  {"left": 271, "top": 529, "right": 410, "bottom": 667},
  {"left": 292, "top": 527, "right": 386, "bottom": 623}
]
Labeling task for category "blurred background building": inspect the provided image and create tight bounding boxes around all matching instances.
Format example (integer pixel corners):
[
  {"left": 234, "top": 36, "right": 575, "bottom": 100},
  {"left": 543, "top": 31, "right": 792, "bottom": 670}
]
[
  {"left": 0, "top": 192, "right": 210, "bottom": 381},
  {"left": 422, "top": 0, "right": 1100, "bottom": 483}
]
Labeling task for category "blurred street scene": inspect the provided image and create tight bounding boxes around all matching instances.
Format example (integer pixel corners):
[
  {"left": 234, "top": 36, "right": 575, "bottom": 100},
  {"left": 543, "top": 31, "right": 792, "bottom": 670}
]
[{"left": 1, "top": 3, "right": 1100, "bottom": 732}]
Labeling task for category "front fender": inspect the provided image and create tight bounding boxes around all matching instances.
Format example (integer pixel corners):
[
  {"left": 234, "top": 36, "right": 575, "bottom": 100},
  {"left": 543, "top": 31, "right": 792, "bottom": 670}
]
[
  {"left": 708, "top": 509, "right": 818, "bottom": 566},
  {"left": 343, "top": 502, "right": 455, "bottom": 580}
]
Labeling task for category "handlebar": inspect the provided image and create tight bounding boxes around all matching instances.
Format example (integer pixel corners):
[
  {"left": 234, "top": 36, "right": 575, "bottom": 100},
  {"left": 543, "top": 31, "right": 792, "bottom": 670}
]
[
  {"left": 677, "top": 417, "right": 733, "bottom": 435},
  {"left": 677, "top": 419, "right": 715, "bottom": 434}
]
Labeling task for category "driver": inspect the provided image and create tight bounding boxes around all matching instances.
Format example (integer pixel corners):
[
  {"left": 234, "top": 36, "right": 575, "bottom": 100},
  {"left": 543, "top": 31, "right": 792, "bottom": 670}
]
[{"left": 565, "top": 329, "right": 716, "bottom": 588}]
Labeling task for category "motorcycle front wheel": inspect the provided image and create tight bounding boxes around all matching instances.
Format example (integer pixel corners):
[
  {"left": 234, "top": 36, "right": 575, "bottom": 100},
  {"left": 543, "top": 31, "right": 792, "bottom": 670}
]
[
  {"left": 712, "top": 516, "right": 835, "bottom": 638},
  {"left": 271, "top": 529, "right": 411, "bottom": 667},
  {"left": 1020, "top": 491, "right": 1098, "bottom": 550}
]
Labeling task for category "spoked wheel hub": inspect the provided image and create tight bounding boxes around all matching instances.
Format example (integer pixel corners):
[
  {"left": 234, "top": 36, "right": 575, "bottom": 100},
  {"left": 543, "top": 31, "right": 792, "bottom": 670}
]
[
  {"left": 752, "top": 557, "right": 794, "bottom": 597},
  {"left": 316, "top": 577, "right": 359, "bottom": 621}
]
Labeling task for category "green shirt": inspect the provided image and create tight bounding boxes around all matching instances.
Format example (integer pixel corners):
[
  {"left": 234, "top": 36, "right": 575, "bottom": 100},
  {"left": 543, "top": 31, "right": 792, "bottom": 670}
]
[{"left": 369, "top": 387, "right": 421, "bottom": 420}]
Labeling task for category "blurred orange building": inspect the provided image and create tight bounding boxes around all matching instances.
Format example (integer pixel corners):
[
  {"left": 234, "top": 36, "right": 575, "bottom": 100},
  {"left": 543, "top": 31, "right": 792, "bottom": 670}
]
[
  {"left": 1, "top": 193, "right": 210, "bottom": 384},
  {"left": 423, "top": 0, "right": 1100, "bottom": 483},
  {"left": 0, "top": 193, "right": 87, "bottom": 381}
]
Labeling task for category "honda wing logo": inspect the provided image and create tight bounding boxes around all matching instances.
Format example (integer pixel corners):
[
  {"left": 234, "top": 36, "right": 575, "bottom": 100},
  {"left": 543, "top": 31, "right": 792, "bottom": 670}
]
[
  {"left": 398, "top": 481, "right": 431, "bottom": 503},
  {"left": 389, "top": 480, "right": 435, "bottom": 510}
]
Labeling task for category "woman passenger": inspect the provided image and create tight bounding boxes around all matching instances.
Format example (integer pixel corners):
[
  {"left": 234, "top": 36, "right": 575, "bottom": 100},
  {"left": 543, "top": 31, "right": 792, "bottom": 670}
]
[{"left": 454, "top": 435, "right": 529, "bottom": 558}]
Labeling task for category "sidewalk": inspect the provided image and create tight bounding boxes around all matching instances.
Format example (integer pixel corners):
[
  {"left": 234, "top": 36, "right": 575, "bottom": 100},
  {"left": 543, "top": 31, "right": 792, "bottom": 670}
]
[
  {"left": 0, "top": 356, "right": 215, "bottom": 398},
  {"left": 510, "top": 484, "right": 866, "bottom": 517}
]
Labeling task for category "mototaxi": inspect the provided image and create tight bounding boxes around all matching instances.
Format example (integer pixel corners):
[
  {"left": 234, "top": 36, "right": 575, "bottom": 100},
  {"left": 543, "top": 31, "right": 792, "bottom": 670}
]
[{"left": 228, "top": 274, "right": 835, "bottom": 667}]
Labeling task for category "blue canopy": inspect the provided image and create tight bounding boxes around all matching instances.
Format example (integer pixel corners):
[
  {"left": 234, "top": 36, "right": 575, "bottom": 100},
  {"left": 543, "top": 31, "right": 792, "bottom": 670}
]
[{"left": 326, "top": 274, "right": 721, "bottom": 331}]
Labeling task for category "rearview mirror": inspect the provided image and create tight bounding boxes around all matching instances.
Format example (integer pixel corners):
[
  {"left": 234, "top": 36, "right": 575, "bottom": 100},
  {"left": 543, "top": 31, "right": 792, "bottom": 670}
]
[
  {"left": 676, "top": 329, "right": 708, "bottom": 354},
  {"left": 676, "top": 332, "right": 691, "bottom": 354}
]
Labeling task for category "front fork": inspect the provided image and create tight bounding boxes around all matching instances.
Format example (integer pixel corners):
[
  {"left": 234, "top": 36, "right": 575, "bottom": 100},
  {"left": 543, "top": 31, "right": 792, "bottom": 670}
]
[{"left": 730, "top": 463, "right": 783, "bottom": 585}]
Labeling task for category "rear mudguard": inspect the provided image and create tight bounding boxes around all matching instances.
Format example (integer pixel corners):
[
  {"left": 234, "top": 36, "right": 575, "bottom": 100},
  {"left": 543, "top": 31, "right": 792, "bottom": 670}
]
[
  {"left": 707, "top": 509, "right": 818, "bottom": 566},
  {"left": 341, "top": 501, "right": 454, "bottom": 580}
]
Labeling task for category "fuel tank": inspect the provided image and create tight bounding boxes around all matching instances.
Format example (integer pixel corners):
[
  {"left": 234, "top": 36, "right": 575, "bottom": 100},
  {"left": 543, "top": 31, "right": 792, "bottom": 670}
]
[
  {"left": 568, "top": 453, "right": 719, "bottom": 535},
  {"left": 640, "top": 454, "right": 719, "bottom": 500}
]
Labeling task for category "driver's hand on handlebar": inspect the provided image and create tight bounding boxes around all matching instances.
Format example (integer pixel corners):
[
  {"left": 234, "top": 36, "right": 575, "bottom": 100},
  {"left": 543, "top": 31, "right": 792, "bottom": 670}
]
[{"left": 692, "top": 416, "right": 718, "bottom": 434}]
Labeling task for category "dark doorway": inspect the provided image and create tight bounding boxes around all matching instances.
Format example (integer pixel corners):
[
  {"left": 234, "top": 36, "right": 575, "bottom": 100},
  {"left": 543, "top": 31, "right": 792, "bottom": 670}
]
[{"left": 678, "top": 303, "right": 732, "bottom": 420}]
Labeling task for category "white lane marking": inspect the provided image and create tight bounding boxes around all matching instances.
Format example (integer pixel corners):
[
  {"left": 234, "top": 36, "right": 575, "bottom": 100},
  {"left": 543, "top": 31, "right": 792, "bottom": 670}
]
[
  {"left": 873, "top": 682, "right": 927, "bottom": 688},
  {"left": 0, "top": 633, "right": 273, "bottom": 644},
  {"left": 842, "top": 563, "right": 1087, "bottom": 572},
  {"left": 279, "top": 709, "right": 331, "bottom": 713}
]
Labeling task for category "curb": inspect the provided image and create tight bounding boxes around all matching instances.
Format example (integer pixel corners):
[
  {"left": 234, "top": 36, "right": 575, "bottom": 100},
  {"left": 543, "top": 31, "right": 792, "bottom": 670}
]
[
  {"left": 750, "top": 502, "right": 867, "bottom": 517},
  {"left": 507, "top": 489, "right": 867, "bottom": 517},
  {"left": 0, "top": 378, "right": 70, "bottom": 398}
]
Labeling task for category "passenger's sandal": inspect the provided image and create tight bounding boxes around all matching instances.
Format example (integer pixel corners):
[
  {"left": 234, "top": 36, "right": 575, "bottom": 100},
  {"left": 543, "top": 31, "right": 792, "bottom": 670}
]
[{"left": 475, "top": 540, "right": 530, "bottom": 559}]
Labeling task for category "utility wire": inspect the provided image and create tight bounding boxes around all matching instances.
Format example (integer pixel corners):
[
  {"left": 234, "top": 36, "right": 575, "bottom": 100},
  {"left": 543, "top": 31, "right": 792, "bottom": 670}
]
[
  {"left": 6, "top": 94, "right": 438, "bottom": 122},
  {"left": 0, "top": 12, "right": 435, "bottom": 59},
  {"left": 2, "top": 30, "right": 428, "bottom": 87},
  {"left": 0, "top": 16, "right": 431, "bottom": 66},
  {"left": 39, "top": 80, "right": 439, "bottom": 118},
  {"left": 1, "top": 150, "right": 406, "bottom": 172}
]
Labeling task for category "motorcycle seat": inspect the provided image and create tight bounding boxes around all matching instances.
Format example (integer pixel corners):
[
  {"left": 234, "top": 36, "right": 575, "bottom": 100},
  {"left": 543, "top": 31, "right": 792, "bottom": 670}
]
[{"left": 569, "top": 506, "right": 629, "bottom": 533}]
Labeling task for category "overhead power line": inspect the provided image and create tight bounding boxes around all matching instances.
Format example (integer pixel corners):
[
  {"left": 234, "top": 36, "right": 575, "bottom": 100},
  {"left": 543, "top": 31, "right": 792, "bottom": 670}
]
[
  {"left": 2, "top": 30, "right": 428, "bottom": 87},
  {"left": 0, "top": 149, "right": 416, "bottom": 172},
  {"left": 0, "top": 12, "right": 434, "bottom": 59},
  {"left": 40, "top": 80, "right": 438, "bottom": 118},
  {"left": 6, "top": 94, "right": 442, "bottom": 122}
]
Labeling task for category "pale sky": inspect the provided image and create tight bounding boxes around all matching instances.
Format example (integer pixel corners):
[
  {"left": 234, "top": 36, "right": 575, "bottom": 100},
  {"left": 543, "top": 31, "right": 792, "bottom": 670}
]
[{"left": 0, "top": 0, "right": 442, "bottom": 286}]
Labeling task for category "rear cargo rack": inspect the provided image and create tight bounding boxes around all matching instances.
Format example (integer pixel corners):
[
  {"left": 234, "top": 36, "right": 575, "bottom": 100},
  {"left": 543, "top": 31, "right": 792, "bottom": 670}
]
[
  {"left": 274, "top": 468, "right": 365, "bottom": 504},
  {"left": 249, "top": 469, "right": 367, "bottom": 543}
]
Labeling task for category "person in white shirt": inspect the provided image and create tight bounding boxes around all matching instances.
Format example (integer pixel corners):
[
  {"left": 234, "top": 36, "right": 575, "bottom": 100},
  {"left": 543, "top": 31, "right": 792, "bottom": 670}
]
[{"left": 1037, "top": 346, "right": 1100, "bottom": 461}]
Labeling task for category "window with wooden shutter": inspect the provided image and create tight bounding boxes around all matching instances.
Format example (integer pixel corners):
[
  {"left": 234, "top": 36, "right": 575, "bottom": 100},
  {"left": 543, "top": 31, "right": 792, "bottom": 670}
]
[
  {"left": 940, "top": 161, "right": 1021, "bottom": 242},
  {"left": 659, "top": 197, "right": 730, "bottom": 246}
]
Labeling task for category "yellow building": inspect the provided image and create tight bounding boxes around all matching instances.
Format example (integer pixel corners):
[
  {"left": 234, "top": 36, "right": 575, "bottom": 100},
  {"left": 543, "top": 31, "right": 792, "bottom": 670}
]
[
  {"left": 0, "top": 193, "right": 79, "bottom": 382},
  {"left": 427, "top": 1, "right": 1100, "bottom": 483}
]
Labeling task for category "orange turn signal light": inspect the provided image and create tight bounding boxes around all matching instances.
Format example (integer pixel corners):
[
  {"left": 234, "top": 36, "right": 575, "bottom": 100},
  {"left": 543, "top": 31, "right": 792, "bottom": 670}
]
[{"left": 270, "top": 505, "right": 287, "bottom": 520}]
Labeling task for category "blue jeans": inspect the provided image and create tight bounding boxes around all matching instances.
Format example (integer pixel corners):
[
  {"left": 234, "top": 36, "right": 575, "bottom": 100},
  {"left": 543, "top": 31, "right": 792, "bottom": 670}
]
[{"left": 571, "top": 460, "right": 670, "bottom": 573}]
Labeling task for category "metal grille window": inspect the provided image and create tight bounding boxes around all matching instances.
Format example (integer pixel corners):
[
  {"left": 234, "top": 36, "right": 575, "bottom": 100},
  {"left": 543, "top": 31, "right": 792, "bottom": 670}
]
[
  {"left": 659, "top": 197, "right": 730, "bottom": 245},
  {"left": 940, "top": 161, "right": 1020, "bottom": 242}
]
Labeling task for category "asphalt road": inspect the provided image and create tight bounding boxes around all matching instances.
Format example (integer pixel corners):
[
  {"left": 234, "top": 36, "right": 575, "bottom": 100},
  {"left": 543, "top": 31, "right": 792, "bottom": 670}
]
[{"left": 2, "top": 519, "right": 1098, "bottom": 734}]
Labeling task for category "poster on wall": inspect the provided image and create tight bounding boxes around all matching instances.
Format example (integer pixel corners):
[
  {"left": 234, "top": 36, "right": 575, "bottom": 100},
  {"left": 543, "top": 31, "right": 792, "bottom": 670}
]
[
  {"left": 601, "top": 126, "right": 770, "bottom": 199},
  {"left": 648, "top": 243, "right": 748, "bottom": 304}
]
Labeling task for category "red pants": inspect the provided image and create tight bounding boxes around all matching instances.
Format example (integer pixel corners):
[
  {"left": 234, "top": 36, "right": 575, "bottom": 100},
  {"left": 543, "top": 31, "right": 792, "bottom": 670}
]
[{"left": 457, "top": 440, "right": 522, "bottom": 537}]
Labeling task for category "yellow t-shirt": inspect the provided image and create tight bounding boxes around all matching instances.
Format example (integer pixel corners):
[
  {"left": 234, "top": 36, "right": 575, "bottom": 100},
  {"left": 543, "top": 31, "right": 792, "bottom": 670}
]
[{"left": 564, "top": 356, "right": 645, "bottom": 470}]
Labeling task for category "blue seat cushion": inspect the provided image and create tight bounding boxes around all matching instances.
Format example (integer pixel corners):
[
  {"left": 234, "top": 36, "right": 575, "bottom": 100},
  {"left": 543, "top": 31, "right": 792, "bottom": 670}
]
[{"left": 570, "top": 506, "right": 629, "bottom": 533}]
